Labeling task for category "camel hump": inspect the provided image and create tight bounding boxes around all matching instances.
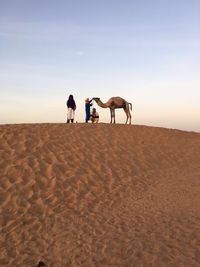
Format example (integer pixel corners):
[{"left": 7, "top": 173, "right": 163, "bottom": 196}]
[
  {"left": 111, "top": 96, "right": 125, "bottom": 100},
  {"left": 109, "top": 96, "right": 126, "bottom": 103}
]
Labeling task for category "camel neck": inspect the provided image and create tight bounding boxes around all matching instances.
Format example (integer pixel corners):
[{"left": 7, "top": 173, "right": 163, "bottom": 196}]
[{"left": 96, "top": 100, "right": 107, "bottom": 108}]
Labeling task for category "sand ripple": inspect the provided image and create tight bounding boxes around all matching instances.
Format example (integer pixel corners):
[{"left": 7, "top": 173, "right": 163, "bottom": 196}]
[{"left": 0, "top": 123, "right": 200, "bottom": 266}]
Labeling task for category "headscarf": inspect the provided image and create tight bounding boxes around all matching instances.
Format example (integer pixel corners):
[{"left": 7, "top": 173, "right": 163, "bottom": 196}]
[{"left": 67, "top": 95, "right": 76, "bottom": 109}]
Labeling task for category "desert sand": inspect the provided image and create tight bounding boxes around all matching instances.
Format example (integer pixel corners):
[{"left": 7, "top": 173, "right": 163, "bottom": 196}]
[{"left": 0, "top": 123, "right": 200, "bottom": 267}]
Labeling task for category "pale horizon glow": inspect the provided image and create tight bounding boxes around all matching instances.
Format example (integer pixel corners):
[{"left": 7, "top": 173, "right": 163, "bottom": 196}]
[{"left": 0, "top": 0, "right": 200, "bottom": 132}]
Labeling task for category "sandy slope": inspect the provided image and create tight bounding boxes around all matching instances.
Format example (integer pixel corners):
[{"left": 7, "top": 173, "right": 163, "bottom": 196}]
[{"left": 0, "top": 123, "right": 200, "bottom": 267}]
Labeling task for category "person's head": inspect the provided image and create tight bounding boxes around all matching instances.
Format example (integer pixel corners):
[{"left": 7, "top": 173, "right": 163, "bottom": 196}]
[
  {"left": 85, "top": 98, "right": 90, "bottom": 103},
  {"left": 92, "top": 108, "right": 96, "bottom": 114},
  {"left": 68, "top": 94, "right": 74, "bottom": 101}
]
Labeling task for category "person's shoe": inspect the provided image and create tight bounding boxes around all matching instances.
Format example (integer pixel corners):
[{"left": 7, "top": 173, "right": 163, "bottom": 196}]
[
  {"left": 67, "top": 119, "right": 70, "bottom": 123},
  {"left": 71, "top": 119, "right": 74, "bottom": 123}
]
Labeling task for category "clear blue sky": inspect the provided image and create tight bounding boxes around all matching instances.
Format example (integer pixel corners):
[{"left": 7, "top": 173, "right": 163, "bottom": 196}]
[{"left": 0, "top": 0, "right": 199, "bottom": 131}]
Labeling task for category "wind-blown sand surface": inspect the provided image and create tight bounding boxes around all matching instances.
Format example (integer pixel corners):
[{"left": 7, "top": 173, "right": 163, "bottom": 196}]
[{"left": 0, "top": 123, "right": 200, "bottom": 267}]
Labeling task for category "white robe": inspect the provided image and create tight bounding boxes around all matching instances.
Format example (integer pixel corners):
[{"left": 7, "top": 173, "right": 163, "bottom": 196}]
[{"left": 67, "top": 108, "right": 75, "bottom": 120}]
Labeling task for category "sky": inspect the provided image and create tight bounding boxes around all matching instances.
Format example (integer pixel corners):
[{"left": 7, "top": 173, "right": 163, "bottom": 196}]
[{"left": 0, "top": 0, "right": 200, "bottom": 131}]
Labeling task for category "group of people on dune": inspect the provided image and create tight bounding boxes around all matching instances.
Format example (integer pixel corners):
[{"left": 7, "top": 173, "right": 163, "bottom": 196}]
[{"left": 66, "top": 94, "right": 99, "bottom": 124}]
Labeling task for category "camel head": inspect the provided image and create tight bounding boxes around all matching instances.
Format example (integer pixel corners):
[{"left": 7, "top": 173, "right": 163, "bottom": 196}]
[{"left": 92, "top": 97, "right": 100, "bottom": 101}]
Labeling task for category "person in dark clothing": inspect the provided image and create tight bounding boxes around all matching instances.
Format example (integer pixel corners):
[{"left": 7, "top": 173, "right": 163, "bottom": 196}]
[
  {"left": 85, "top": 98, "right": 93, "bottom": 123},
  {"left": 66, "top": 95, "right": 76, "bottom": 123}
]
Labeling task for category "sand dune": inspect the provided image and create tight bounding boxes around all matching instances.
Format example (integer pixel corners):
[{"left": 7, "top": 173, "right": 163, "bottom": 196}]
[{"left": 0, "top": 123, "right": 200, "bottom": 267}]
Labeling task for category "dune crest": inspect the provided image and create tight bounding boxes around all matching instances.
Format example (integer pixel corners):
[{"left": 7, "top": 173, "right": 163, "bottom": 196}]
[{"left": 0, "top": 123, "right": 200, "bottom": 266}]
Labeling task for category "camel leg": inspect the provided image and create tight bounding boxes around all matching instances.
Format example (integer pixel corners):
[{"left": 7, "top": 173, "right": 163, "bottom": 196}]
[
  {"left": 110, "top": 108, "right": 113, "bottom": 123},
  {"left": 110, "top": 109, "right": 115, "bottom": 123},
  {"left": 124, "top": 108, "right": 129, "bottom": 124},
  {"left": 111, "top": 109, "right": 115, "bottom": 123},
  {"left": 113, "top": 109, "right": 116, "bottom": 124},
  {"left": 129, "top": 110, "right": 132, "bottom": 124}
]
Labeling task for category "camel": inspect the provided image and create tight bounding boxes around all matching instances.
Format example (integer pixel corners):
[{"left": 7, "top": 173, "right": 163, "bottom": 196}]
[{"left": 92, "top": 97, "right": 132, "bottom": 124}]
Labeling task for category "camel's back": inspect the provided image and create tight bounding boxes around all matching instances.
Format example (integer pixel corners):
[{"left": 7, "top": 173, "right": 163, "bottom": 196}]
[{"left": 108, "top": 97, "right": 126, "bottom": 107}]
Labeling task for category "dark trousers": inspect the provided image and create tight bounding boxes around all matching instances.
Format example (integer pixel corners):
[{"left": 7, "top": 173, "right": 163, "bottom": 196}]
[{"left": 86, "top": 112, "right": 90, "bottom": 123}]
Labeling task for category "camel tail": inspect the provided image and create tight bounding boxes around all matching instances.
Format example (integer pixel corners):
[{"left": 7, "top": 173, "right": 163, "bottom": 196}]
[{"left": 129, "top": 102, "right": 132, "bottom": 111}]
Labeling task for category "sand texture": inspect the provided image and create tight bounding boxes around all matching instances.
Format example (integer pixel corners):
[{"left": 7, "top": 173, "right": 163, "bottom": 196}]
[{"left": 0, "top": 123, "right": 200, "bottom": 267}]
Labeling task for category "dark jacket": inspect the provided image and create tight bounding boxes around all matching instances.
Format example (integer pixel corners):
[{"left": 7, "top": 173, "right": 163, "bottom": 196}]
[
  {"left": 85, "top": 101, "right": 93, "bottom": 114},
  {"left": 85, "top": 100, "right": 93, "bottom": 122},
  {"left": 67, "top": 96, "right": 76, "bottom": 110}
]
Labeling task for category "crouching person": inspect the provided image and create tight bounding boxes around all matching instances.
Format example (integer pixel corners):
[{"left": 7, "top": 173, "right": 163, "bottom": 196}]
[{"left": 90, "top": 108, "right": 99, "bottom": 123}]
